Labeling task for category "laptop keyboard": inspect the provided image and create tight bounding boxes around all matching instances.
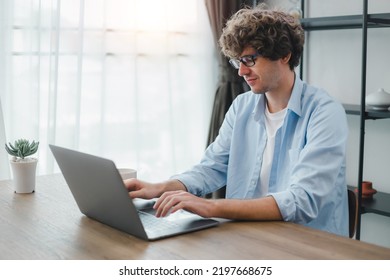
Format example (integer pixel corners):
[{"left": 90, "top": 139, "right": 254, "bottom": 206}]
[{"left": 138, "top": 210, "right": 181, "bottom": 232}]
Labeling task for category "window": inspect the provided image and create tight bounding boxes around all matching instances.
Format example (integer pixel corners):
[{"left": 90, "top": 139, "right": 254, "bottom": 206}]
[{"left": 0, "top": 0, "right": 217, "bottom": 180}]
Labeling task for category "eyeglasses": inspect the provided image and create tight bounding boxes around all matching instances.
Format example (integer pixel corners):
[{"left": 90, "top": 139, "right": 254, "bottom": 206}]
[{"left": 229, "top": 53, "right": 261, "bottom": 69}]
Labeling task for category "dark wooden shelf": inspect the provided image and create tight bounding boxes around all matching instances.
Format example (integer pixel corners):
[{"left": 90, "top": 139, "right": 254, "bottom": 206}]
[
  {"left": 343, "top": 103, "right": 390, "bottom": 120},
  {"left": 348, "top": 186, "right": 390, "bottom": 217},
  {"left": 362, "top": 191, "right": 390, "bottom": 217},
  {"left": 301, "top": 13, "right": 390, "bottom": 30}
]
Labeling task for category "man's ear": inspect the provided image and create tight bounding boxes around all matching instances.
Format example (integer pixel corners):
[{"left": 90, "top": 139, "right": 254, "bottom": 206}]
[{"left": 281, "top": 53, "right": 291, "bottom": 64}]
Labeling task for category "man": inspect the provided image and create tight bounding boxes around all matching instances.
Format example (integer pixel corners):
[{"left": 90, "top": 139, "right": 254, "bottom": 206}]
[{"left": 125, "top": 5, "right": 349, "bottom": 236}]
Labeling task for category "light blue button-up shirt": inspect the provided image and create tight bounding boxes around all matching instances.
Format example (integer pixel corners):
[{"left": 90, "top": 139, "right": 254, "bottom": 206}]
[{"left": 172, "top": 75, "right": 349, "bottom": 236}]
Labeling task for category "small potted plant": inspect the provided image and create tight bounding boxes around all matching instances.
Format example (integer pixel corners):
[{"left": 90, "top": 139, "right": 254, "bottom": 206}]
[{"left": 5, "top": 139, "right": 39, "bottom": 193}]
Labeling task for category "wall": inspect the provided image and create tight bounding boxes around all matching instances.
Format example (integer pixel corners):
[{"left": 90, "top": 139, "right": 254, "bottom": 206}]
[{"left": 267, "top": 0, "right": 390, "bottom": 248}]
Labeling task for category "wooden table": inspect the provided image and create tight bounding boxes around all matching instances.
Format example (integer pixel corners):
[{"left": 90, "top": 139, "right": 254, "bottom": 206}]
[{"left": 1, "top": 174, "right": 390, "bottom": 260}]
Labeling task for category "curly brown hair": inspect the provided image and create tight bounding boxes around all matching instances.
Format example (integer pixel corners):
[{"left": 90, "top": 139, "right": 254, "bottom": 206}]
[{"left": 219, "top": 5, "right": 304, "bottom": 70}]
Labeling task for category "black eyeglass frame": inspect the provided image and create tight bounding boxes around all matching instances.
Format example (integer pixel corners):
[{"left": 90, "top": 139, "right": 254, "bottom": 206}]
[{"left": 229, "top": 53, "right": 261, "bottom": 69}]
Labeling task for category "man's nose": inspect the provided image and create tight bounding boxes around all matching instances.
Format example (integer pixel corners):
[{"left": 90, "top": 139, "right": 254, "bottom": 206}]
[{"left": 238, "top": 63, "right": 250, "bottom": 76}]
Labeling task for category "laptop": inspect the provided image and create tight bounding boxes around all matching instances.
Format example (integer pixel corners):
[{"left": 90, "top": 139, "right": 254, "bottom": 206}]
[{"left": 49, "top": 145, "right": 219, "bottom": 241}]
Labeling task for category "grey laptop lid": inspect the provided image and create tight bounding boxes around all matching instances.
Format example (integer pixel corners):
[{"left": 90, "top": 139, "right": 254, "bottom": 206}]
[{"left": 49, "top": 144, "right": 219, "bottom": 240}]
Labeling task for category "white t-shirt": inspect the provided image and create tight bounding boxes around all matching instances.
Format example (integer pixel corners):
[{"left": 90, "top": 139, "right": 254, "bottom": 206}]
[{"left": 258, "top": 105, "right": 287, "bottom": 196}]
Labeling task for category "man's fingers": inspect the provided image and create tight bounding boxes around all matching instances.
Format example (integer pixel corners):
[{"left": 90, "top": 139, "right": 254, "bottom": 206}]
[
  {"left": 128, "top": 190, "right": 143, "bottom": 199},
  {"left": 123, "top": 178, "right": 140, "bottom": 191},
  {"left": 154, "top": 191, "right": 189, "bottom": 217}
]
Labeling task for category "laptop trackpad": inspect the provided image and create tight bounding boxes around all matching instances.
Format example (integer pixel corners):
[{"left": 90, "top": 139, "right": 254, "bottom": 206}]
[{"left": 142, "top": 208, "right": 201, "bottom": 222}]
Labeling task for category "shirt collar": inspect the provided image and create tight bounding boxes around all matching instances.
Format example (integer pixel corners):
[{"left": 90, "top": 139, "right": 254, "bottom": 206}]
[
  {"left": 287, "top": 73, "right": 303, "bottom": 117},
  {"left": 253, "top": 72, "right": 303, "bottom": 121}
]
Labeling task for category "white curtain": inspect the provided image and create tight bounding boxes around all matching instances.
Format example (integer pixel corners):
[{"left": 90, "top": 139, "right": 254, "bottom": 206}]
[{"left": 0, "top": 0, "right": 217, "bottom": 181}]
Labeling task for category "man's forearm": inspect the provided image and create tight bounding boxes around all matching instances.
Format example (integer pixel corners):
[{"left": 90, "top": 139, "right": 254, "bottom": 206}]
[{"left": 212, "top": 196, "right": 283, "bottom": 221}]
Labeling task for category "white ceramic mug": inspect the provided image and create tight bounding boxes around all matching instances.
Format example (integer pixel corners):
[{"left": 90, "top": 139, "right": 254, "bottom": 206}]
[{"left": 117, "top": 168, "right": 137, "bottom": 180}]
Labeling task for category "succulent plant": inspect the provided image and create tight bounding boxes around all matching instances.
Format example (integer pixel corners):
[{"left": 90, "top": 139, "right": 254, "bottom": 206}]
[{"left": 5, "top": 139, "right": 39, "bottom": 160}]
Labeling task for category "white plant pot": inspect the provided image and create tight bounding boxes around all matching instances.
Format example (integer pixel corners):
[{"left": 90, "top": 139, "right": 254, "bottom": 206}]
[{"left": 10, "top": 158, "right": 38, "bottom": 194}]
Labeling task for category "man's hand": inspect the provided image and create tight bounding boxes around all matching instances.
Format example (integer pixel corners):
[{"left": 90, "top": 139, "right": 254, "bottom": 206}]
[
  {"left": 124, "top": 179, "right": 187, "bottom": 200},
  {"left": 153, "top": 190, "right": 216, "bottom": 218},
  {"left": 124, "top": 179, "right": 163, "bottom": 199}
]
